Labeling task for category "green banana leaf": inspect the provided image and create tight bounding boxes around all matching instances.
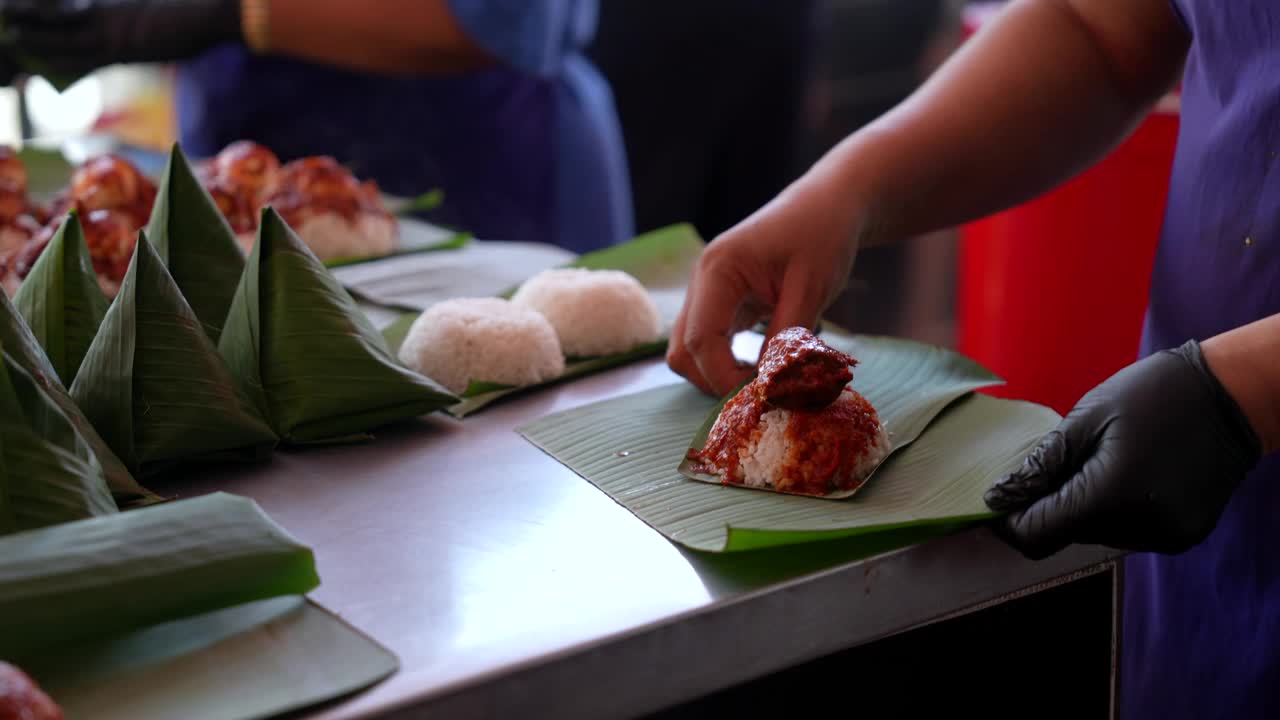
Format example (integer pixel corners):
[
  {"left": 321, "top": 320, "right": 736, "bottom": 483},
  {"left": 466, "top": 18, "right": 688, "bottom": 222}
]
[
  {"left": 0, "top": 492, "right": 320, "bottom": 659},
  {"left": 519, "top": 333, "right": 1061, "bottom": 553},
  {"left": 219, "top": 208, "right": 457, "bottom": 444},
  {"left": 0, "top": 348, "right": 116, "bottom": 536},
  {"left": 145, "top": 144, "right": 247, "bottom": 343},
  {"left": 0, "top": 290, "right": 156, "bottom": 505},
  {"left": 383, "top": 188, "right": 445, "bottom": 215},
  {"left": 70, "top": 234, "right": 278, "bottom": 476},
  {"left": 25, "top": 597, "right": 397, "bottom": 720},
  {"left": 13, "top": 211, "right": 109, "bottom": 384},
  {"left": 382, "top": 223, "right": 706, "bottom": 417},
  {"left": 16, "top": 144, "right": 75, "bottom": 199}
]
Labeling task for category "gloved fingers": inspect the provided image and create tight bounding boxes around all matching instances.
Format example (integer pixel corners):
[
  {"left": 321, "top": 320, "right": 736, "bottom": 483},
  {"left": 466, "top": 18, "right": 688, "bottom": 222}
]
[
  {"left": 983, "top": 428, "right": 1072, "bottom": 511},
  {"left": 992, "top": 457, "right": 1103, "bottom": 560}
]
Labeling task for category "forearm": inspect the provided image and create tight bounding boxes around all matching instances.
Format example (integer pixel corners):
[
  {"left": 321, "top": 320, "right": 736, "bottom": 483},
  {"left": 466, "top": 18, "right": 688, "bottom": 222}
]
[
  {"left": 1203, "top": 315, "right": 1280, "bottom": 454},
  {"left": 263, "top": 0, "right": 494, "bottom": 74},
  {"left": 808, "top": 0, "right": 1187, "bottom": 246}
]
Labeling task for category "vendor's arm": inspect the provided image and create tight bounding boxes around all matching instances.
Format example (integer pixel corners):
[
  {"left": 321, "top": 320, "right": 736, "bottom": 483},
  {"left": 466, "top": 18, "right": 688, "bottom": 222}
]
[
  {"left": 1203, "top": 314, "right": 1280, "bottom": 454},
  {"left": 0, "top": 0, "right": 587, "bottom": 79},
  {"left": 985, "top": 314, "right": 1280, "bottom": 559},
  {"left": 667, "top": 0, "right": 1189, "bottom": 396}
]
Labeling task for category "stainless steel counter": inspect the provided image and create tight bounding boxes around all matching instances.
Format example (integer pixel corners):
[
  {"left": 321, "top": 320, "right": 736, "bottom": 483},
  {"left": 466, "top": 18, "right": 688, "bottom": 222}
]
[{"left": 171, "top": 353, "right": 1120, "bottom": 720}]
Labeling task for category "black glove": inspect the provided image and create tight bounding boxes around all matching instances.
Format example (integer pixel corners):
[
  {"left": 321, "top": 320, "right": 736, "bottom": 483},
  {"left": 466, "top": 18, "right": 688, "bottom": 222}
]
[
  {"left": 0, "top": 0, "right": 241, "bottom": 78},
  {"left": 983, "top": 339, "right": 1262, "bottom": 560}
]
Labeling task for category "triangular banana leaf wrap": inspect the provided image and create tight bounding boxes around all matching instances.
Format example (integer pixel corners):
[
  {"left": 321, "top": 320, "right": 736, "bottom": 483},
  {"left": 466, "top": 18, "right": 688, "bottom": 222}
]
[
  {"left": 0, "top": 346, "right": 116, "bottom": 536},
  {"left": 13, "top": 210, "right": 109, "bottom": 385},
  {"left": 218, "top": 208, "right": 457, "bottom": 444},
  {"left": 519, "top": 333, "right": 1062, "bottom": 553},
  {"left": 70, "top": 234, "right": 278, "bottom": 476},
  {"left": 0, "top": 290, "right": 154, "bottom": 504},
  {"left": 145, "top": 144, "right": 247, "bottom": 343},
  {"left": 0, "top": 492, "right": 320, "bottom": 659},
  {"left": 380, "top": 223, "right": 705, "bottom": 417}
]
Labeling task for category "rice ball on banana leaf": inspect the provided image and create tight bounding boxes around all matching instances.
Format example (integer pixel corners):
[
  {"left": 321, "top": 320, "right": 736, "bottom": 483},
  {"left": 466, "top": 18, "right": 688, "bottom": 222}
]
[
  {"left": 511, "top": 268, "right": 661, "bottom": 357},
  {"left": 398, "top": 297, "right": 565, "bottom": 396}
]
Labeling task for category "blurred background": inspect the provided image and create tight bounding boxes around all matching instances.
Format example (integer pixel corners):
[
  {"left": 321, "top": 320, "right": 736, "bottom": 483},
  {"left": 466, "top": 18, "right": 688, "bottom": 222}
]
[{"left": 0, "top": 0, "right": 1177, "bottom": 418}]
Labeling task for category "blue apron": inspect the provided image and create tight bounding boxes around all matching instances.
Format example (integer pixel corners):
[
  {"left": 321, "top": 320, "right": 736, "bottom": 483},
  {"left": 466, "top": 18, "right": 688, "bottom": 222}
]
[
  {"left": 1122, "top": 2, "right": 1280, "bottom": 717},
  {"left": 174, "top": 0, "right": 633, "bottom": 254}
]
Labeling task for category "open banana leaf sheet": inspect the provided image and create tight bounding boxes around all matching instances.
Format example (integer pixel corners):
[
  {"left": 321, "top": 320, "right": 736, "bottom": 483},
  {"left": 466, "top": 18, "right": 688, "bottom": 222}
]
[
  {"left": 1, "top": 492, "right": 395, "bottom": 719},
  {"left": 519, "top": 333, "right": 1061, "bottom": 553},
  {"left": 219, "top": 208, "right": 457, "bottom": 444},
  {"left": 382, "top": 223, "right": 705, "bottom": 417},
  {"left": 26, "top": 596, "right": 398, "bottom": 720},
  {"left": 0, "top": 291, "right": 155, "bottom": 504},
  {"left": 70, "top": 235, "right": 278, "bottom": 477},
  {"left": 13, "top": 211, "right": 109, "bottom": 385}
]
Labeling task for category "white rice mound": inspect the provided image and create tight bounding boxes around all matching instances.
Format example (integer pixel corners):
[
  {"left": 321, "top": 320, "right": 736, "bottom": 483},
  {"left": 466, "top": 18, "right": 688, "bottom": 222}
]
[
  {"left": 739, "top": 402, "right": 891, "bottom": 492},
  {"left": 511, "top": 268, "right": 661, "bottom": 357},
  {"left": 397, "top": 297, "right": 565, "bottom": 396},
  {"left": 295, "top": 213, "right": 397, "bottom": 261}
]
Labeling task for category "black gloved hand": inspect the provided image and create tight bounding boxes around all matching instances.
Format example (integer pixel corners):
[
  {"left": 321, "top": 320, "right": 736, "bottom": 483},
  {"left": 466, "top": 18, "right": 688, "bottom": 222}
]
[
  {"left": 983, "top": 339, "right": 1262, "bottom": 560},
  {"left": 0, "top": 0, "right": 241, "bottom": 79}
]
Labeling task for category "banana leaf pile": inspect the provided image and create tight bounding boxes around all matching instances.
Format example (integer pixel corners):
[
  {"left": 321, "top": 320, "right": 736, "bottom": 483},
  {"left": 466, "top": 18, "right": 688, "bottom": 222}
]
[
  {"left": 0, "top": 489, "right": 397, "bottom": 719},
  {"left": 9, "top": 144, "right": 459, "bottom": 486}
]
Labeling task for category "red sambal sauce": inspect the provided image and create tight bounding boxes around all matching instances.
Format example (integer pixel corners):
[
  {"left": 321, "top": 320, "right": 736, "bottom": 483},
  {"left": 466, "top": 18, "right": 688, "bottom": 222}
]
[
  {"left": 778, "top": 388, "right": 882, "bottom": 495},
  {"left": 755, "top": 327, "right": 856, "bottom": 410},
  {"left": 685, "top": 380, "right": 767, "bottom": 482}
]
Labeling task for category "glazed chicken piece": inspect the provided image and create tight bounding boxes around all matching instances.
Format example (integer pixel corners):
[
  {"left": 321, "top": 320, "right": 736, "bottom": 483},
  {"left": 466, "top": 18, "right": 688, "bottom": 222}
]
[
  {"left": 0, "top": 662, "right": 63, "bottom": 720},
  {"left": 69, "top": 154, "right": 157, "bottom": 227},
  {"left": 0, "top": 146, "right": 28, "bottom": 195},
  {"left": 213, "top": 140, "right": 281, "bottom": 203},
  {"left": 16, "top": 210, "right": 136, "bottom": 297},
  {"left": 268, "top": 156, "right": 390, "bottom": 226},
  {"left": 754, "top": 326, "right": 857, "bottom": 410},
  {"left": 206, "top": 177, "right": 259, "bottom": 235}
]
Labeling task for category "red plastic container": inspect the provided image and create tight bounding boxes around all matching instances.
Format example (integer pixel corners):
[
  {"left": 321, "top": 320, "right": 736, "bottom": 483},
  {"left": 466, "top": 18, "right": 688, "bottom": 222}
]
[{"left": 955, "top": 4, "right": 1180, "bottom": 414}]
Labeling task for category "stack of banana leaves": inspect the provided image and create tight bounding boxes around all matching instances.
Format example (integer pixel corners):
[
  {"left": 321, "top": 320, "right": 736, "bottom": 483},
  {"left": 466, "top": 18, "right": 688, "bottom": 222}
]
[{"left": 0, "top": 144, "right": 453, "bottom": 717}]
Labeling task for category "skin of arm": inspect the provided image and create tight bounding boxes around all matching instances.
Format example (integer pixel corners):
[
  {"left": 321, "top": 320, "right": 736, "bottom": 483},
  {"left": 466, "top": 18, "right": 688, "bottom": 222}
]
[
  {"left": 668, "top": 0, "right": 1191, "bottom": 396},
  {"left": 264, "top": 0, "right": 495, "bottom": 74},
  {"left": 824, "top": 0, "right": 1190, "bottom": 246},
  {"left": 1204, "top": 314, "right": 1280, "bottom": 454}
]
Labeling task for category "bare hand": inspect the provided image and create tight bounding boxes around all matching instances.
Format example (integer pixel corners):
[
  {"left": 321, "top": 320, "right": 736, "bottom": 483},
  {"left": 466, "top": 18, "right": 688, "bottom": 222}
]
[{"left": 667, "top": 173, "right": 865, "bottom": 396}]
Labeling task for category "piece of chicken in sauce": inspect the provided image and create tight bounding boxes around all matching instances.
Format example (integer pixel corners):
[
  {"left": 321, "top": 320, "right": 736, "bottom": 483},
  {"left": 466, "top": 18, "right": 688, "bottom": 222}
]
[{"left": 754, "top": 326, "right": 857, "bottom": 410}]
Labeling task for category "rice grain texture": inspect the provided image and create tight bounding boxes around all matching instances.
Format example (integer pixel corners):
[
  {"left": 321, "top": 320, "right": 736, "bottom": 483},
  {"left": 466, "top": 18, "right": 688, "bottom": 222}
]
[
  {"left": 511, "top": 268, "right": 661, "bottom": 357},
  {"left": 293, "top": 213, "right": 397, "bottom": 261},
  {"left": 398, "top": 297, "right": 565, "bottom": 395}
]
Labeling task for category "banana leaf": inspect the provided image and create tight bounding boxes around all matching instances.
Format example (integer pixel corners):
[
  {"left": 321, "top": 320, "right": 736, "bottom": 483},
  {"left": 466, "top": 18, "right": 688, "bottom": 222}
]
[
  {"left": 518, "top": 333, "right": 1061, "bottom": 553},
  {"left": 382, "top": 223, "right": 706, "bottom": 417},
  {"left": 0, "top": 348, "right": 116, "bottom": 535},
  {"left": 13, "top": 211, "right": 109, "bottom": 384},
  {"left": 0, "top": 492, "right": 320, "bottom": 658},
  {"left": 0, "top": 290, "right": 156, "bottom": 505},
  {"left": 17, "top": 144, "right": 74, "bottom": 199},
  {"left": 25, "top": 597, "right": 397, "bottom": 720},
  {"left": 145, "top": 144, "right": 247, "bottom": 343},
  {"left": 70, "top": 234, "right": 278, "bottom": 476},
  {"left": 218, "top": 208, "right": 457, "bottom": 444}
]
